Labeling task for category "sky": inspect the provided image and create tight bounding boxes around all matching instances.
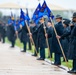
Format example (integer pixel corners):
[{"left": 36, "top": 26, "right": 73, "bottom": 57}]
[
  {"left": 0, "top": 0, "right": 75, "bottom": 16},
  {"left": 0, "top": 0, "right": 76, "bottom": 10}
]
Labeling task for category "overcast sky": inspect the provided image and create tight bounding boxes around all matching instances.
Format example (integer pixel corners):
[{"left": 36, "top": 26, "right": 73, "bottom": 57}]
[{"left": 0, "top": 0, "right": 76, "bottom": 9}]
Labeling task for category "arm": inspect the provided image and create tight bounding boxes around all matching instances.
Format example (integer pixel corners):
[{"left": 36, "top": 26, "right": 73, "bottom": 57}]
[
  {"left": 71, "top": 26, "right": 76, "bottom": 37},
  {"left": 47, "top": 27, "right": 53, "bottom": 38}
]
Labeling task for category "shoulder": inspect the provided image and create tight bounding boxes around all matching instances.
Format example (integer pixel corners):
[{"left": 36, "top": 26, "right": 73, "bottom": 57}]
[{"left": 58, "top": 21, "right": 63, "bottom": 25}]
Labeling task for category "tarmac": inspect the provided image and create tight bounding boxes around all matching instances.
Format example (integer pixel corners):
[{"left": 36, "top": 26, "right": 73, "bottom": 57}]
[{"left": 0, "top": 42, "right": 74, "bottom": 75}]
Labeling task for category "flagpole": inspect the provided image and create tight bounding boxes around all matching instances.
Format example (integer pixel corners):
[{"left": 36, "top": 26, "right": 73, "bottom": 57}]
[
  {"left": 50, "top": 18, "right": 70, "bottom": 70},
  {"left": 25, "top": 20, "right": 38, "bottom": 56},
  {"left": 37, "top": 0, "right": 52, "bottom": 62},
  {"left": 43, "top": 23, "right": 52, "bottom": 63},
  {"left": 25, "top": 2, "right": 39, "bottom": 56}
]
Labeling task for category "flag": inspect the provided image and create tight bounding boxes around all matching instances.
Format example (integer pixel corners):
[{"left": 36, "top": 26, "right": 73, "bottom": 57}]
[
  {"left": 20, "top": 9, "right": 25, "bottom": 20},
  {"left": 33, "top": 2, "right": 46, "bottom": 24},
  {"left": 20, "top": 8, "right": 30, "bottom": 21},
  {"left": 20, "top": 9, "right": 26, "bottom": 26},
  {"left": 33, "top": 1, "right": 54, "bottom": 24},
  {"left": 32, "top": 3, "right": 41, "bottom": 21},
  {"left": 39, "top": 0, "right": 54, "bottom": 19},
  {"left": 25, "top": 8, "right": 30, "bottom": 21}
]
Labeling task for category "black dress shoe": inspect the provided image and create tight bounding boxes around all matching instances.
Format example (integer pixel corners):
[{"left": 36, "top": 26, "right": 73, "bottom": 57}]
[
  {"left": 51, "top": 63, "right": 61, "bottom": 66},
  {"left": 10, "top": 46, "right": 14, "bottom": 48},
  {"left": 2, "top": 42, "right": 5, "bottom": 43},
  {"left": 21, "top": 50, "right": 26, "bottom": 52},
  {"left": 68, "top": 70, "right": 76, "bottom": 74},
  {"left": 32, "top": 54, "right": 37, "bottom": 57},
  {"left": 37, "top": 58, "right": 44, "bottom": 60}
]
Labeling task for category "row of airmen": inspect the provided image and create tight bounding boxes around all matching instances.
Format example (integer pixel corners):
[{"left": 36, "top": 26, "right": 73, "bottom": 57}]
[{"left": 0, "top": 12, "right": 76, "bottom": 74}]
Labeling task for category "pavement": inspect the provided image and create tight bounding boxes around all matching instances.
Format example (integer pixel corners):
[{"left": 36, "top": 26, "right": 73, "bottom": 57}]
[{"left": 0, "top": 42, "right": 74, "bottom": 75}]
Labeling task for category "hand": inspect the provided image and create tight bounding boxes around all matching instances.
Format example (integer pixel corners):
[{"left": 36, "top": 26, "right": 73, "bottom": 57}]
[
  {"left": 56, "top": 35, "right": 61, "bottom": 39},
  {"left": 69, "top": 23, "right": 74, "bottom": 26},
  {"left": 15, "top": 31, "right": 18, "bottom": 38},
  {"left": 20, "top": 25, "right": 22, "bottom": 29},
  {"left": 15, "top": 31, "right": 18, "bottom": 35},
  {"left": 6, "top": 24, "right": 8, "bottom": 26},
  {"left": 29, "top": 33, "right": 32, "bottom": 39},
  {"left": 29, "top": 33, "right": 32, "bottom": 36},
  {"left": 70, "top": 24, "right": 74, "bottom": 26},
  {"left": 45, "top": 33, "right": 48, "bottom": 38},
  {"left": 30, "top": 35, "right": 32, "bottom": 40}
]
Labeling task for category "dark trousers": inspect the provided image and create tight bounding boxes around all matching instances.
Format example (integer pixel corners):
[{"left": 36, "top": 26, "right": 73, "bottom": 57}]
[
  {"left": 73, "top": 59, "right": 76, "bottom": 70},
  {"left": 23, "top": 42, "right": 27, "bottom": 52},
  {"left": 11, "top": 40, "right": 15, "bottom": 47},
  {"left": 0, "top": 34, "right": 1, "bottom": 41},
  {"left": 54, "top": 53, "right": 61, "bottom": 65},
  {"left": 34, "top": 46, "right": 39, "bottom": 55},
  {"left": 28, "top": 40, "right": 32, "bottom": 50},
  {"left": 2, "top": 36, "right": 5, "bottom": 43},
  {"left": 48, "top": 41, "right": 53, "bottom": 58},
  {"left": 63, "top": 52, "right": 68, "bottom": 62},
  {"left": 40, "top": 47, "right": 45, "bottom": 59}
]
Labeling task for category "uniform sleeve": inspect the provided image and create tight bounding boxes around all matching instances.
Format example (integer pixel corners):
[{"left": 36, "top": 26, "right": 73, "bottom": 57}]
[
  {"left": 71, "top": 26, "right": 76, "bottom": 37},
  {"left": 55, "top": 24, "right": 64, "bottom": 36},
  {"left": 47, "top": 28, "right": 53, "bottom": 38},
  {"left": 61, "top": 27, "right": 71, "bottom": 39},
  {"left": 61, "top": 30, "right": 70, "bottom": 39}
]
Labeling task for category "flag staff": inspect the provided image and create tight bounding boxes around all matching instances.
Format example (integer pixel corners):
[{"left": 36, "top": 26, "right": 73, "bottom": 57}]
[
  {"left": 43, "top": 20, "right": 52, "bottom": 63},
  {"left": 50, "top": 18, "right": 70, "bottom": 70},
  {"left": 25, "top": 3, "right": 38, "bottom": 55},
  {"left": 25, "top": 21, "right": 38, "bottom": 56}
]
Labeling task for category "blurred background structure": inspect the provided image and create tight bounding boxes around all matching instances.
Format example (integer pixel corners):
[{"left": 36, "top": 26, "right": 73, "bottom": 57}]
[{"left": 0, "top": 0, "right": 75, "bottom": 22}]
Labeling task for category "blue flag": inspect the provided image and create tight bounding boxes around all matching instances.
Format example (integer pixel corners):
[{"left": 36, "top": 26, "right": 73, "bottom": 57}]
[
  {"left": 33, "top": 1, "right": 54, "bottom": 24},
  {"left": 25, "top": 8, "right": 30, "bottom": 21},
  {"left": 32, "top": 3, "right": 41, "bottom": 21},
  {"left": 20, "top": 8, "right": 30, "bottom": 22},
  {"left": 20, "top": 9, "right": 26, "bottom": 27},
  {"left": 25, "top": 8, "right": 30, "bottom": 25},
  {"left": 40, "top": 0, "right": 54, "bottom": 19},
  {"left": 20, "top": 9, "right": 25, "bottom": 20}
]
